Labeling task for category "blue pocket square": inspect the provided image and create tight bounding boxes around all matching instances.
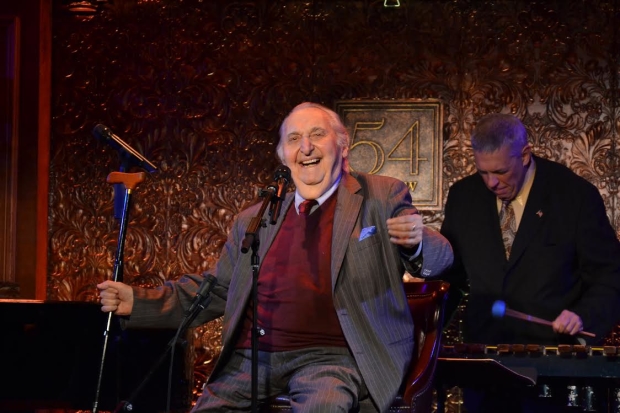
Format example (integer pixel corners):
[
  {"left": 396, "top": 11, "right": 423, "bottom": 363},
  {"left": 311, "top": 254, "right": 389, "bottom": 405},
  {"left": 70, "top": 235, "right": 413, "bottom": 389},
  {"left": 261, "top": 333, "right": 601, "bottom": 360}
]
[{"left": 359, "top": 226, "right": 376, "bottom": 241}]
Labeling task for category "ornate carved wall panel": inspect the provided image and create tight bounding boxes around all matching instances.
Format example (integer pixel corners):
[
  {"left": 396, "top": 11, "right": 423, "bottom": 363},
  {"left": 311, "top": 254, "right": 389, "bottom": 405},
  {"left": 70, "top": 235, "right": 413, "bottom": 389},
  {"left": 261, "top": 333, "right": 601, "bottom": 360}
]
[{"left": 49, "top": 0, "right": 620, "bottom": 410}]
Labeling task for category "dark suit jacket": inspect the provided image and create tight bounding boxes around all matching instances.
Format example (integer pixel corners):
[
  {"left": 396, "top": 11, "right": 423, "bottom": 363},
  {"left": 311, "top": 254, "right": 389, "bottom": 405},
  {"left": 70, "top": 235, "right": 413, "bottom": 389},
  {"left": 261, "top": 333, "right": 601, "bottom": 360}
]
[
  {"left": 127, "top": 171, "right": 453, "bottom": 411},
  {"left": 441, "top": 156, "right": 620, "bottom": 345}
]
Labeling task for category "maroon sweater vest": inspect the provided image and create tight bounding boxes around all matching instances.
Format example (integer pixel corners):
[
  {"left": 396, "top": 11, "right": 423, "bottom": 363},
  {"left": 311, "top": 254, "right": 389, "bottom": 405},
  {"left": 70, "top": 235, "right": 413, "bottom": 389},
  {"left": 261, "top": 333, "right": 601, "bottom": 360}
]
[{"left": 235, "top": 193, "right": 346, "bottom": 351}]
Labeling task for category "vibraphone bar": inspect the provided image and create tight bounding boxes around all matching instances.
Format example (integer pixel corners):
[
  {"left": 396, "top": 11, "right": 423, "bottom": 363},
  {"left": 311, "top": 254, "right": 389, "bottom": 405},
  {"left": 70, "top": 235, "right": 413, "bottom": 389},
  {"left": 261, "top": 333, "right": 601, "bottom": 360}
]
[{"left": 435, "top": 344, "right": 620, "bottom": 412}]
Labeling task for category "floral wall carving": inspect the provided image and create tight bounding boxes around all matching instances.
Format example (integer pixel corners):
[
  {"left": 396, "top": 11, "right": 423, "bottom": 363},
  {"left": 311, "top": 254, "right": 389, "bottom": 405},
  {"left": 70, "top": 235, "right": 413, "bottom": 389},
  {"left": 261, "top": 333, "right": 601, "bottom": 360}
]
[{"left": 49, "top": 0, "right": 620, "bottom": 410}]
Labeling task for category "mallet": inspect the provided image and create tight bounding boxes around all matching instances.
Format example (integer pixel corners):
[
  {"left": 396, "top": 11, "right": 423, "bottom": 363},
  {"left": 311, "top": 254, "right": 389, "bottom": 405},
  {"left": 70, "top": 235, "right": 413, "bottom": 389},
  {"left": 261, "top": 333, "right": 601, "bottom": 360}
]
[{"left": 491, "top": 300, "right": 595, "bottom": 338}]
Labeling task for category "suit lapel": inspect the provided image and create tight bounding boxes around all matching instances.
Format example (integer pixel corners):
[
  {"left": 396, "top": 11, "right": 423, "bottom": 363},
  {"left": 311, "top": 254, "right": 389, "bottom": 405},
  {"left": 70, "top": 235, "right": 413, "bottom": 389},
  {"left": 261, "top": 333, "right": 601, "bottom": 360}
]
[
  {"left": 258, "top": 193, "right": 295, "bottom": 259},
  {"left": 222, "top": 194, "right": 295, "bottom": 344},
  {"left": 234, "top": 194, "right": 295, "bottom": 302},
  {"left": 476, "top": 185, "right": 507, "bottom": 260},
  {"left": 507, "top": 157, "right": 548, "bottom": 266},
  {"left": 331, "top": 173, "right": 362, "bottom": 290},
  {"left": 467, "top": 178, "right": 513, "bottom": 291}
]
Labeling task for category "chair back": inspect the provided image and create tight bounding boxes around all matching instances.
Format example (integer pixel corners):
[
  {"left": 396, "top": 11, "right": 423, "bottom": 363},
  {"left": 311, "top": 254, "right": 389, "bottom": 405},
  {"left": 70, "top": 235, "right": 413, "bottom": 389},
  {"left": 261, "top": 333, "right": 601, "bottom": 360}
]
[{"left": 389, "top": 280, "right": 449, "bottom": 412}]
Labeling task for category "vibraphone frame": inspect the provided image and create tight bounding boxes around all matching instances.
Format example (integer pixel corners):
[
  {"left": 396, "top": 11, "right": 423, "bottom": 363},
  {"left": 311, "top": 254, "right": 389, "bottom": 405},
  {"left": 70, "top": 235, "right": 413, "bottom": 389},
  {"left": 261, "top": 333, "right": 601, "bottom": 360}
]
[{"left": 435, "top": 344, "right": 620, "bottom": 412}]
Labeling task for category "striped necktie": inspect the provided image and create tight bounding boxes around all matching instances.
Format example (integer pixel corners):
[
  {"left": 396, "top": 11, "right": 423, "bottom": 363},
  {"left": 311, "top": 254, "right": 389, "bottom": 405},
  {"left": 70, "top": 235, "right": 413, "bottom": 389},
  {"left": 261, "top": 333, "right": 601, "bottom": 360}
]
[{"left": 500, "top": 200, "right": 517, "bottom": 259}]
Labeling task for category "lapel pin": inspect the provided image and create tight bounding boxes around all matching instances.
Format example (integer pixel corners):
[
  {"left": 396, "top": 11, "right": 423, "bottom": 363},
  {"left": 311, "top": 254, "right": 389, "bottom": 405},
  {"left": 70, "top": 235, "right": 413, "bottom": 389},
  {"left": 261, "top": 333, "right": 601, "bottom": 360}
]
[{"left": 536, "top": 210, "right": 543, "bottom": 218}]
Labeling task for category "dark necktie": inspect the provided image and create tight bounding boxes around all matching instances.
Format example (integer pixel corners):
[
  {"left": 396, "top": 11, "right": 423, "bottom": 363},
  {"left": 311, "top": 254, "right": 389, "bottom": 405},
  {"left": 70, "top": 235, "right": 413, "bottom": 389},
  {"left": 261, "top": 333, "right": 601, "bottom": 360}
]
[
  {"left": 500, "top": 200, "right": 516, "bottom": 259},
  {"left": 299, "top": 199, "right": 318, "bottom": 216}
]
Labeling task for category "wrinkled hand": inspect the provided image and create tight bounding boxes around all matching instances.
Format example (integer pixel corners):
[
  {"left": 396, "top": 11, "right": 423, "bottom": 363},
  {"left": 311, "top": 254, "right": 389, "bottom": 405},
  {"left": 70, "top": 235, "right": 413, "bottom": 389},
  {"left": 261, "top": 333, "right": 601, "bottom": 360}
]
[
  {"left": 386, "top": 213, "right": 423, "bottom": 249},
  {"left": 97, "top": 280, "right": 134, "bottom": 316},
  {"left": 552, "top": 309, "right": 583, "bottom": 336}
]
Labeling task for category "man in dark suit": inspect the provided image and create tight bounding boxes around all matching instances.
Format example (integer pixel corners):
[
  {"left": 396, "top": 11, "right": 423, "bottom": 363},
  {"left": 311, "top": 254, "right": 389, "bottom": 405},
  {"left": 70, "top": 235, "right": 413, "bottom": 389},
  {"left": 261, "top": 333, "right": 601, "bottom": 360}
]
[
  {"left": 98, "top": 102, "right": 453, "bottom": 412},
  {"left": 440, "top": 113, "right": 620, "bottom": 412}
]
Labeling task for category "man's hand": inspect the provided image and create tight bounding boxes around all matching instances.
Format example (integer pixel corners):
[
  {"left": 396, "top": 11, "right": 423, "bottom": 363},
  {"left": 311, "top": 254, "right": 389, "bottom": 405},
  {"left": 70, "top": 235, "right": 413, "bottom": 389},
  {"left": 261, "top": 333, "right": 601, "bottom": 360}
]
[
  {"left": 97, "top": 280, "right": 134, "bottom": 316},
  {"left": 387, "top": 213, "right": 423, "bottom": 249},
  {"left": 552, "top": 309, "right": 584, "bottom": 335}
]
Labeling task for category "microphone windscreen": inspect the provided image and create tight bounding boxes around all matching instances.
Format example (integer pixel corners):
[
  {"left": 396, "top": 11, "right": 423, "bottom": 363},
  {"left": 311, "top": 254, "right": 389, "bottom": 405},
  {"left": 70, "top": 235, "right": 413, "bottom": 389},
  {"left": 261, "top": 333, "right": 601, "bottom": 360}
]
[
  {"left": 91, "top": 124, "right": 158, "bottom": 173},
  {"left": 491, "top": 300, "right": 506, "bottom": 318},
  {"left": 196, "top": 273, "right": 217, "bottom": 297},
  {"left": 274, "top": 165, "right": 291, "bottom": 183},
  {"left": 92, "top": 124, "right": 110, "bottom": 140}
]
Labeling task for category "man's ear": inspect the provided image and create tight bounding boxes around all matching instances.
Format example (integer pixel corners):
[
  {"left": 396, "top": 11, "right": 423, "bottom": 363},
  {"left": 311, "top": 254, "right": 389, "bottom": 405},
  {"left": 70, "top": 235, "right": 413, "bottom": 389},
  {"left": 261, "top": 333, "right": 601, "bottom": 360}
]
[{"left": 521, "top": 144, "right": 532, "bottom": 165}]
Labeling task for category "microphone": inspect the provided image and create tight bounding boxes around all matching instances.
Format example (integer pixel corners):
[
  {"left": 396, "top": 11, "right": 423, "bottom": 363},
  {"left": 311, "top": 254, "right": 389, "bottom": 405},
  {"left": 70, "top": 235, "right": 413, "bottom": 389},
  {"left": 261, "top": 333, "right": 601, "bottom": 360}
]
[
  {"left": 92, "top": 124, "right": 158, "bottom": 173},
  {"left": 491, "top": 300, "right": 595, "bottom": 338},
  {"left": 268, "top": 165, "right": 291, "bottom": 225},
  {"left": 185, "top": 273, "right": 218, "bottom": 317}
]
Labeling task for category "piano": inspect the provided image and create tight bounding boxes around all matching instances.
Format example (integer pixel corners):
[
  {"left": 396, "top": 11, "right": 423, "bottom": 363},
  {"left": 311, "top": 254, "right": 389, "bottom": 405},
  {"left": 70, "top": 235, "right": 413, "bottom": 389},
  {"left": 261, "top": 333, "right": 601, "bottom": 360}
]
[{"left": 0, "top": 299, "right": 192, "bottom": 412}]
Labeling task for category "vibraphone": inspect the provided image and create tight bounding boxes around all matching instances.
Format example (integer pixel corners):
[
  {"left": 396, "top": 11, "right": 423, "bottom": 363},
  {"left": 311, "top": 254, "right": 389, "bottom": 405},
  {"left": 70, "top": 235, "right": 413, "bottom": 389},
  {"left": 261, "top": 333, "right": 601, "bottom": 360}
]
[{"left": 435, "top": 343, "right": 620, "bottom": 412}]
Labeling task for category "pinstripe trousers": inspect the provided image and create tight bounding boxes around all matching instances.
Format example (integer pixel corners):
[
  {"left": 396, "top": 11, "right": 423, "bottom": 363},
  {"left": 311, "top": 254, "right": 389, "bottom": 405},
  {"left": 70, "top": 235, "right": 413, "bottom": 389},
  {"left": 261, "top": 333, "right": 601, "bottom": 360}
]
[{"left": 194, "top": 347, "right": 378, "bottom": 413}]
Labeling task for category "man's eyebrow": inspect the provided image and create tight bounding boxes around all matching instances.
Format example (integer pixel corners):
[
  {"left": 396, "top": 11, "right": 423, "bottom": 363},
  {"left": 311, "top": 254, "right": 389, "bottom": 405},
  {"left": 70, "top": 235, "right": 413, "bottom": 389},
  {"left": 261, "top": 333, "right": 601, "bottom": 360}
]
[
  {"left": 286, "top": 127, "right": 326, "bottom": 138},
  {"left": 478, "top": 167, "right": 508, "bottom": 174}
]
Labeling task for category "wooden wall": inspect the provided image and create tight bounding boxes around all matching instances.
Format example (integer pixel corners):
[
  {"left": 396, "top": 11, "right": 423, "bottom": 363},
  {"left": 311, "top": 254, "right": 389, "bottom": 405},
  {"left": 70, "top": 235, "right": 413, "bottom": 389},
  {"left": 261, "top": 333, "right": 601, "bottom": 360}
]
[{"left": 0, "top": 0, "right": 51, "bottom": 300}]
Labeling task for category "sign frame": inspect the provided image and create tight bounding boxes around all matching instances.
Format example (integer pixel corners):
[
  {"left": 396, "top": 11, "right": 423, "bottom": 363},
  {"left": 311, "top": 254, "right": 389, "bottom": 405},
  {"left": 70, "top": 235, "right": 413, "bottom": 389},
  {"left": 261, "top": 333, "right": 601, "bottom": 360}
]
[{"left": 335, "top": 99, "right": 444, "bottom": 210}]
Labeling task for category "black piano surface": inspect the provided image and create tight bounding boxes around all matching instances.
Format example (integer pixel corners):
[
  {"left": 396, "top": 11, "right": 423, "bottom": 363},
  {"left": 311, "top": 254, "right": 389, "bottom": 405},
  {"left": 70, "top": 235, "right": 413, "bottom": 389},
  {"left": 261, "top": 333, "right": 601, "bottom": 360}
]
[{"left": 0, "top": 299, "right": 191, "bottom": 412}]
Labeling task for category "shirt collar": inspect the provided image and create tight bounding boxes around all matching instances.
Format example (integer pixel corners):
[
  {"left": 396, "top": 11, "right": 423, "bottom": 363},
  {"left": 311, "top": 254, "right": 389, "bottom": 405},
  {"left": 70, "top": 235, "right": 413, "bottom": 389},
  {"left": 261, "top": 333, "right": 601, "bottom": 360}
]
[
  {"left": 497, "top": 156, "right": 537, "bottom": 210},
  {"left": 295, "top": 173, "right": 342, "bottom": 213},
  {"left": 513, "top": 156, "right": 536, "bottom": 208}
]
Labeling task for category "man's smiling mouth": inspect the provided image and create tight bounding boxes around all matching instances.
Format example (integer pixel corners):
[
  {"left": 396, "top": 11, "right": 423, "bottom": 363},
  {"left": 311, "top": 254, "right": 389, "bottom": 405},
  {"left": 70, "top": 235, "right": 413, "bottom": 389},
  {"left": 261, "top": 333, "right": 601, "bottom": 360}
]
[{"left": 301, "top": 159, "right": 320, "bottom": 167}]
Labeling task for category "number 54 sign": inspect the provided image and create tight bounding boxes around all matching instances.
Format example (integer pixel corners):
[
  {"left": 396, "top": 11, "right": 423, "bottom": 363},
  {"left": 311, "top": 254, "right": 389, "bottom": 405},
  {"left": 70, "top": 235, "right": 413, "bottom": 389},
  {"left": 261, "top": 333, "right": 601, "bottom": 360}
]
[{"left": 335, "top": 100, "right": 443, "bottom": 210}]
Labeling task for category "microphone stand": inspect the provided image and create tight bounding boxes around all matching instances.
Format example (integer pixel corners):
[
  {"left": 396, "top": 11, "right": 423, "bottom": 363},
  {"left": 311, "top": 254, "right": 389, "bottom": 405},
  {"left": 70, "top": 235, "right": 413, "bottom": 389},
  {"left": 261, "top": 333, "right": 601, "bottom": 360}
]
[
  {"left": 93, "top": 171, "right": 146, "bottom": 413},
  {"left": 240, "top": 186, "right": 277, "bottom": 413},
  {"left": 113, "top": 287, "right": 215, "bottom": 413}
]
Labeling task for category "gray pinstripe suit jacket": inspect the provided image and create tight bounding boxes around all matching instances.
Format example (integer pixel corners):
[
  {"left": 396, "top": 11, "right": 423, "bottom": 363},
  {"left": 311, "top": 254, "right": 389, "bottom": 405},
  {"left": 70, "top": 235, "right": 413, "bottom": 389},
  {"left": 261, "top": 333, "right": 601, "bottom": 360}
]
[{"left": 128, "top": 171, "right": 453, "bottom": 411}]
